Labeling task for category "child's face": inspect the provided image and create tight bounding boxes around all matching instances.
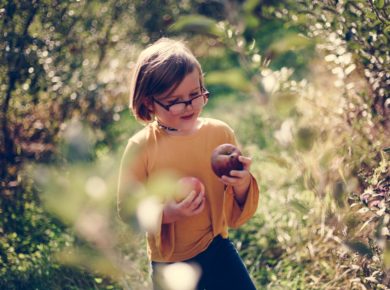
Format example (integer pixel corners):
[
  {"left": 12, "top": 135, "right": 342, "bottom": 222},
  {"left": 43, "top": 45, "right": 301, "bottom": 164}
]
[{"left": 151, "top": 70, "right": 205, "bottom": 134}]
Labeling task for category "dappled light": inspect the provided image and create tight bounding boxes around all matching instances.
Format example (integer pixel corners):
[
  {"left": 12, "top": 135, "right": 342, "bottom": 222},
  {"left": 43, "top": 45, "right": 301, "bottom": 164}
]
[
  {"left": 136, "top": 197, "right": 163, "bottom": 234},
  {"left": 85, "top": 176, "right": 108, "bottom": 200},
  {"left": 158, "top": 262, "right": 201, "bottom": 290}
]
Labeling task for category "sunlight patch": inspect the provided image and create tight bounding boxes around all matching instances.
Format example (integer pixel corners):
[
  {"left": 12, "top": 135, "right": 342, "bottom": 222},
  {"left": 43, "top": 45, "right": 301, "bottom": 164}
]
[
  {"left": 161, "top": 262, "right": 201, "bottom": 290},
  {"left": 85, "top": 176, "right": 107, "bottom": 199},
  {"left": 136, "top": 196, "right": 163, "bottom": 233}
]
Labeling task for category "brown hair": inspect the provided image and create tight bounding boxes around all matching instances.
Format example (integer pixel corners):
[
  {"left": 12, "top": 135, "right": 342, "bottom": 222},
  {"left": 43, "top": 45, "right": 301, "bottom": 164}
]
[{"left": 129, "top": 38, "right": 204, "bottom": 122}]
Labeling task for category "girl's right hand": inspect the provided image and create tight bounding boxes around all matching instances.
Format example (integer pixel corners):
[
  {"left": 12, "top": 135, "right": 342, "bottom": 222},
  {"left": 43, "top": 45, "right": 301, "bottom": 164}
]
[{"left": 162, "top": 190, "right": 205, "bottom": 224}]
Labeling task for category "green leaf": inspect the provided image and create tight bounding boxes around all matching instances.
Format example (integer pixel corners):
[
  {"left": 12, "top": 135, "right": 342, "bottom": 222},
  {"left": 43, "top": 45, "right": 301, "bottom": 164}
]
[
  {"left": 169, "top": 15, "right": 223, "bottom": 37},
  {"left": 273, "top": 92, "right": 298, "bottom": 117},
  {"left": 365, "top": 11, "right": 377, "bottom": 20},
  {"left": 268, "top": 33, "right": 312, "bottom": 54},
  {"left": 384, "top": 25, "right": 390, "bottom": 35},
  {"left": 94, "top": 277, "right": 103, "bottom": 284},
  {"left": 289, "top": 199, "right": 310, "bottom": 215},
  {"left": 375, "top": 0, "right": 384, "bottom": 9},
  {"left": 205, "top": 69, "right": 254, "bottom": 92},
  {"left": 264, "top": 153, "right": 292, "bottom": 168},
  {"left": 295, "top": 127, "right": 317, "bottom": 151},
  {"left": 243, "top": 0, "right": 259, "bottom": 13},
  {"left": 385, "top": 241, "right": 390, "bottom": 268},
  {"left": 344, "top": 240, "right": 374, "bottom": 258}
]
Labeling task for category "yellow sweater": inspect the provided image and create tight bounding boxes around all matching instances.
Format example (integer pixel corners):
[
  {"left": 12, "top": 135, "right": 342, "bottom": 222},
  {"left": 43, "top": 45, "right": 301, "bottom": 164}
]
[{"left": 118, "top": 117, "right": 259, "bottom": 262}]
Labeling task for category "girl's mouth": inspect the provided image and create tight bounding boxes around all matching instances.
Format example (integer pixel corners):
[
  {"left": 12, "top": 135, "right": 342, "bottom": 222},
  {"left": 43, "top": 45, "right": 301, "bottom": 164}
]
[{"left": 180, "top": 113, "right": 194, "bottom": 120}]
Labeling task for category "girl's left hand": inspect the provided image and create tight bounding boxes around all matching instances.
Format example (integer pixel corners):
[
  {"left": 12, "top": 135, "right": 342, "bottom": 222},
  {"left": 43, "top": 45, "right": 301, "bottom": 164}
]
[{"left": 220, "top": 155, "right": 252, "bottom": 203}]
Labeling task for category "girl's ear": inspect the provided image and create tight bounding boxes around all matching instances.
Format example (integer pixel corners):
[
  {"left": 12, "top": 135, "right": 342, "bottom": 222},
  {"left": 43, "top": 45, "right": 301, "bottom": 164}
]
[{"left": 144, "top": 99, "right": 154, "bottom": 113}]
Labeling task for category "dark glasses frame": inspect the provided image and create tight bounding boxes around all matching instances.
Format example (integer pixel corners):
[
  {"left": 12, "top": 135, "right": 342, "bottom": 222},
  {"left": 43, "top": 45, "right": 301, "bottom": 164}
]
[{"left": 152, "top": 88, "right": 210, "bottom": 113}]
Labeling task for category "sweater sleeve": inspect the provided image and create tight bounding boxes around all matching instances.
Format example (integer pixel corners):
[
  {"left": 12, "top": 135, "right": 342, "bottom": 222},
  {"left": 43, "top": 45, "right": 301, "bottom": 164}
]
[
  {"left": 117, "top": 138, "right": 175, "bottom": 260},
  {"left": 224, "top": 174, "right": 259, "bottom": 228},
  {"left": 221, "top": 123, "right": 260, "bottom": 228},
  {"left": 117, "top": 139, "right": 147, "bottom": 221}
]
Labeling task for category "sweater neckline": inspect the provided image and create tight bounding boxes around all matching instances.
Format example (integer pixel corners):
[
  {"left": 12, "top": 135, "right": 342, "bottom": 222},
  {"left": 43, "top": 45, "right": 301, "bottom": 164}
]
[{"left": 152, "top": 118, "right": 205, "bottom": 139}]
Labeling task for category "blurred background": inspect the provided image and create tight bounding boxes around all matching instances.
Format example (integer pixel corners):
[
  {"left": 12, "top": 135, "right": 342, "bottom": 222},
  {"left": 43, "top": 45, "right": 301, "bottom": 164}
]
[{"left": 0, "top": 0, "right": 389, "bottom": 289}]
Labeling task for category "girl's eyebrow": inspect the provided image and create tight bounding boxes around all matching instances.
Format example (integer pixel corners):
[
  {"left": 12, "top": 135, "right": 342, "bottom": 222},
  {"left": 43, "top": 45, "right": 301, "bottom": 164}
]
[{"left": 163, "top": 86, "right": 200, "bottom": 100}]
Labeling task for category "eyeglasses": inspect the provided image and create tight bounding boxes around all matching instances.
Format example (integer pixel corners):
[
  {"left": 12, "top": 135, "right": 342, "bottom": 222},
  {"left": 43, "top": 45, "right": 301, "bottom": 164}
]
[{"left": 153, "top": 89, "right": 209, "bottom": 115}]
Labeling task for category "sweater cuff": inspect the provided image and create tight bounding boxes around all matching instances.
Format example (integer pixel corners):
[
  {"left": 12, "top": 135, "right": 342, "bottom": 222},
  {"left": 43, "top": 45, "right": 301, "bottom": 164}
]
[{"left": 225, "top": 174, "right": 259, "bottom": 228}]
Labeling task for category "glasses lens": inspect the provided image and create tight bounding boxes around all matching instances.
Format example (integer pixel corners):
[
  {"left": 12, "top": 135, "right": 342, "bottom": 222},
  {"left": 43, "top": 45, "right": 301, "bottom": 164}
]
[
  {"left": 191, "top": 95, "right": 205, "bottom": 109},
  {"left": 169, "top": 103, "right": 186, "bottom": 115},
  {"left": 168, "top": 94, "right": 206, "bottom": 115}
]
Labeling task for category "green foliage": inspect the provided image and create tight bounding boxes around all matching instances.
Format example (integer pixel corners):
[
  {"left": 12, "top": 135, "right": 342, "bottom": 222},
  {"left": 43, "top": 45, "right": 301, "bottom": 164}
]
[
  {"left": 0, "top": 172, "right": 109, "bottom": 290},
  {"left": 169, "top": 14, "right": 223, "bottom": 37},
  {"left": 198, "top": 1, "right": 389, "bottom": 288},
  {"left": 0, "top": 0, "right": 144, "bottom": 288}
]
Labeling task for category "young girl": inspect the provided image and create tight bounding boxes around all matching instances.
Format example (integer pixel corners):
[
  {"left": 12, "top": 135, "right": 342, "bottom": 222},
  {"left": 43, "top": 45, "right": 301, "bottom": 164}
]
[{"left": 118, "top": 38, "right": 259, "bottom": 290}]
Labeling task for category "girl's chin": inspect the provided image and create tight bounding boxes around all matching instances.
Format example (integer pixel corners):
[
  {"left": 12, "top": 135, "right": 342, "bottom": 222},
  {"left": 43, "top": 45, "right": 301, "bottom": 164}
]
[{"left": 160, "top": 112, "right": 200, "bottom": 131}]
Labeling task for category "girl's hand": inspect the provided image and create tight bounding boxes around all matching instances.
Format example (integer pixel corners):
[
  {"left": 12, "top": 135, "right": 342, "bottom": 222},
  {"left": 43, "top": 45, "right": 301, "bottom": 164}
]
[
  {"left": 162, "top": 190, "right": 205, "bottom": 224},
  {"left": 220, "top": 155, "right": 252, "bottom": 205}
]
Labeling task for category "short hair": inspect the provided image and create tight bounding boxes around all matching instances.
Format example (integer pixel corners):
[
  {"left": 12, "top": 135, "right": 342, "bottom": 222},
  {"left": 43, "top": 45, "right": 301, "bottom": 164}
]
[{"left": 129, "top": 38, "right": 204, "bottom": 122}]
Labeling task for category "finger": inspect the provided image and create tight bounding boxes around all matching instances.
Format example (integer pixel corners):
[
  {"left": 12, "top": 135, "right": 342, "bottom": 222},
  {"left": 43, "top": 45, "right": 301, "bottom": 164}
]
[
  {"left": 229, "top": 170, "right": 248, "bottom": 178},
  {"left": 192, "top": 195, "right": 204, "bottom": 210},
  {"left": 238, "top": 155, "right": 252, "bottom": 164},
  {"left": 191, "top": 191, "right": 204, "bottom": 209},
  {"left": 181, "top": 190, "right": 197, "bottom": 207},
  {"left": 219, "top": 176, "right": 229, "bottom": 185},
  {"left": 192, "top": 197, "right": 205, "bottom": 214},
  {"left": 238, "top": 156, "right": 252, "bottom": 170},
  {"left": 220, "top": 175, "right": 239, "bottom": 185}
]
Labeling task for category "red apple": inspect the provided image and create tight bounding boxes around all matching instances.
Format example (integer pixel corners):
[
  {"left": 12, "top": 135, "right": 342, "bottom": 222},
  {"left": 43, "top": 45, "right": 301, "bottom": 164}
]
[
  {"left": 210, "top": 143, "right": 244, "bottom": 177},
  {"left": 175, "top": 177, "right": 205, "bottom": 202}
]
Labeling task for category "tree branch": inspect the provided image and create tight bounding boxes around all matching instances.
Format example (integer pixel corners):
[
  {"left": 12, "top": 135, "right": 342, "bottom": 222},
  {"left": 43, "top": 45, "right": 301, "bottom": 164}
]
[
  {"left": 1, "top": 1, "right": 39, "bottom": 168},
  {"left": 368, "top": 0, "right": 388, "bottom": 26}
]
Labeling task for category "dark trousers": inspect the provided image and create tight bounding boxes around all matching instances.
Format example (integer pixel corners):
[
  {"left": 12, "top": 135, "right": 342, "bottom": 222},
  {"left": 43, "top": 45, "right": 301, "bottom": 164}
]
[{"left": 152, "top": 235, "right": 257, "bottom": 290}]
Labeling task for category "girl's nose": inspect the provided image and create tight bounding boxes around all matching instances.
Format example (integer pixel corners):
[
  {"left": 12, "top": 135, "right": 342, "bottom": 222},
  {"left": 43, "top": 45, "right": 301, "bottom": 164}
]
[{"left": 184, "top": 103, "right": 193, "bottom": 112}]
